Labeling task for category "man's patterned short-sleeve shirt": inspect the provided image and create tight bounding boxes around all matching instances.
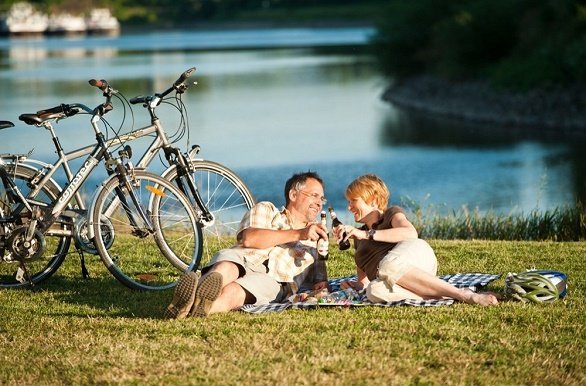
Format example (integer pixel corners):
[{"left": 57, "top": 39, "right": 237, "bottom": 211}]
[{"left": 236, "top": 201, "right": 317, "bottom": 283}]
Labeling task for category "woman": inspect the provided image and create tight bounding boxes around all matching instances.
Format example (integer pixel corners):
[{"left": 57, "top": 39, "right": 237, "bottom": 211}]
[{"left": 334, "top": 174, "right": 498, "bottom": 306}]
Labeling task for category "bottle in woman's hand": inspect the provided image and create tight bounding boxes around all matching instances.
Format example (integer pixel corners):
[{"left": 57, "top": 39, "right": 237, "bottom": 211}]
[{"left": 328, "top": 207, "right": 351, "bottom": 250}]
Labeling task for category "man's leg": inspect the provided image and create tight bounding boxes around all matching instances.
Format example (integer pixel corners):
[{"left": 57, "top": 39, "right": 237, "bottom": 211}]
[
  {"left": 191, "top": 260, "right": 242, "bottom": 317},
  {"left": 163, "top": 271, "right": 201, "bottom": 319},
  {"left": 193, "top": 269, "right": 285, "bottom": 317}
]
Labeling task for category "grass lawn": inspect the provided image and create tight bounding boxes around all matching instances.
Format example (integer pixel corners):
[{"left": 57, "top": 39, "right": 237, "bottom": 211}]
[{"left": 1, "top": 240, "right": 584, "bottom": 385}]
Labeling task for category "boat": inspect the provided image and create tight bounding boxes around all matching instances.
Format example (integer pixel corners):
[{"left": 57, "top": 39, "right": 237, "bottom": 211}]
[
  {"left": 0, "top": 2, "right": 48, "bottom": 35},
  {"left": 47, "top": 13, "right": 87, "bottom": 35},
  {"left": 85, "top": 8, "right": 120, "bottom": 35}
]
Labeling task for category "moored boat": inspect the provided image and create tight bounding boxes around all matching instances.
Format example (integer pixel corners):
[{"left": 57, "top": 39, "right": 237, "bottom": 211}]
[
  {"left": 47, "top": 12, "right": 87, "bottom": 35},
  {"left": 85, "top": 8, "right": 120, "bottom": 35},
  {"left": 0, "top": 2, "right": 48, "bottom": 35}
]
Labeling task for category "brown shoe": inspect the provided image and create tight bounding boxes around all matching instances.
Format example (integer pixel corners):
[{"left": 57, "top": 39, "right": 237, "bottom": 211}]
[
  {"left": 191, "top": 271, "right": 223, "bottom": 317},
  {"left": 163, "top": 271, "right": 200, "bottom": 319}
]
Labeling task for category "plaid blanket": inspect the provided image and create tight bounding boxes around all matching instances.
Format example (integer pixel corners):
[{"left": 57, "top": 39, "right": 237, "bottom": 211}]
[{"left": 240, "top": 273, "right": 500, "bottom": 314}]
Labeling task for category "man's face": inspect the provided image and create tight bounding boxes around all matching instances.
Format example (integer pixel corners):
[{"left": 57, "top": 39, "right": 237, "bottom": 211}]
[{"left": 289, "top": 178, "right": 325, "bottom": 223}]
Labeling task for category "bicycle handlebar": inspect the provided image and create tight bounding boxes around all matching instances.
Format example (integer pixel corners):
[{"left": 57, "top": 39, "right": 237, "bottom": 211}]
[
  {"left": 129, "top": 67, "right": 197, "bottom": 106},
  {"left": 174, "top": 67, "right": 196, "bottom": 88},
  {"left": 89, "top": 78, "right": 108, "bottom": 90}
]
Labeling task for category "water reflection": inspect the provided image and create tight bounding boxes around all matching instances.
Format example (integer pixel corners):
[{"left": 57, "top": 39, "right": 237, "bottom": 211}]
[
  {"left": 379, "top": 109, "right": 586, "bottom": 210},
  {"left": 0, "top": 29, "right": 583, "bottom": 219}
]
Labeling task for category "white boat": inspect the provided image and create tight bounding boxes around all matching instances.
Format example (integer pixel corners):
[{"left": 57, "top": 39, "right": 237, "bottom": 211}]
[
  {"left": 85, "top": 8, "right": 120, "bottom": 35},
  {"left": 47, "top": 13, "right": 87, "bottom": 35},
  {"left": 0, "top": 2, "right": 48, "bottom": 35}
]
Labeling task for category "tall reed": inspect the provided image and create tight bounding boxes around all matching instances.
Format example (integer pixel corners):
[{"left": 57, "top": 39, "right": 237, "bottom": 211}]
[{"left": 403, "top": 198, "right": 585, "bottom": 241}]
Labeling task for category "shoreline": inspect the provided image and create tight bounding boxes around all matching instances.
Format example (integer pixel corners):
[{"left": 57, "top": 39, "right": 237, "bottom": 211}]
[{"left": 382, "top": 76, "right": 586, "bottom": 136}]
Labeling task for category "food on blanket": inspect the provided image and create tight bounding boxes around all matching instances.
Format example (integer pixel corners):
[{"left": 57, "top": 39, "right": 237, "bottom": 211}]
[
  {"left": 318, "top": 288, "right": 360, "bottom": 304},
  {"left": 288, "top": 288, "right": 328, "bottom": 303}
]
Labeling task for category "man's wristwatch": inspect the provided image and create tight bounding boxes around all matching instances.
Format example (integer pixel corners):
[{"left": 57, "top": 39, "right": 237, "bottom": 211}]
[{"left": 367, "top": 228, "right": 376, "bottom": 241}]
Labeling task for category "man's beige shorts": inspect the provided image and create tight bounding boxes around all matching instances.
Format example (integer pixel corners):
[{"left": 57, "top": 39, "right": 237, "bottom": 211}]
[{"left": 204, "top": 249, "right": 287, "bottom": 305}]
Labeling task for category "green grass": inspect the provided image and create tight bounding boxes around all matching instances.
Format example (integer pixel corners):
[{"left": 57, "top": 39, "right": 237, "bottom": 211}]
[{"left": 1, "top": 240, "right": 585, "bottom": 385}]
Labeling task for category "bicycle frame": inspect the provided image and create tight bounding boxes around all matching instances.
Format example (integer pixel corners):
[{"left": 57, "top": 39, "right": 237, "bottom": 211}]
[
  {"left": 5, "top": 104, "right": 155, "bottom": 238},
  {"left": 17, "top": 100, "right": 211, "bottom": 225}
]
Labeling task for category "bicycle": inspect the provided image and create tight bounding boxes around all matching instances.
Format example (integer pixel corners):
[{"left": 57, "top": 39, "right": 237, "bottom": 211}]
[
  {"left": 0, "top": 93, "right": 202, "bottom": 290},
  {"left": 89, "top": 67, "right": 255, "bottom": 266},
  {"left": 3, "top": 68, "right": 254, "bottom": 275}
]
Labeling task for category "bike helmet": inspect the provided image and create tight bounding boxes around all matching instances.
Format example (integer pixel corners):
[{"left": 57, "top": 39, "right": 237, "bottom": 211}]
[{"left": 505, "top": 270, "right": 568, "bottom": 303}]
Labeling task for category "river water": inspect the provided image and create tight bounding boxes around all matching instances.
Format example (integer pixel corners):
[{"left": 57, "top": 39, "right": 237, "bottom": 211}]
[{"left": 1, "top": 27, "right": 584, "bottom": 223}]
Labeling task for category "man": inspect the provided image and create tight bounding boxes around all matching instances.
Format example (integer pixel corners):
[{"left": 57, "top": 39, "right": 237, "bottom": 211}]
[{"left": 164, "top": 171, "right": 329, "bottom": 318}]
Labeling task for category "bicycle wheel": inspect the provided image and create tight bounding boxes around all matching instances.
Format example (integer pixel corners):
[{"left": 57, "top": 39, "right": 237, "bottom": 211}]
[
  {"left": 0, "top": 164, "right": 71, "bottom": 288},
  {"left": 91, "top": 170, "right": 202, "bottom": 291},
  {"left": 163, "top": 160, "right": 255, "bottom": 267}
]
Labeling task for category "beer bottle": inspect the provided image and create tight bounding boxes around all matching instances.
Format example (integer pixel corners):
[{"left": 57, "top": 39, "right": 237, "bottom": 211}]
[
  {"left": 328, "top": 207, "right": 351, "bottom": 250},
  {"left": 316, "top": 211, "right": 329, "bottom": 260}
]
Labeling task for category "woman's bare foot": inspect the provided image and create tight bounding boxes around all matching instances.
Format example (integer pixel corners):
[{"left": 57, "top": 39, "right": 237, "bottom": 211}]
[{"left": 460, "top": 289, "right": 499, "bottom": 305}]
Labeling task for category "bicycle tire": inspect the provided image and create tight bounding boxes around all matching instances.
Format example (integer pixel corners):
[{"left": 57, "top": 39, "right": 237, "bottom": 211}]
[
  {"left": 162, "top": 160, "right": 255, "bottom": 267},
  {"left": 91, "top": 170, "right": 202, "bottom": 291},
  {"left": 0, "top": 165, "right": 71, "bottom": 288}
]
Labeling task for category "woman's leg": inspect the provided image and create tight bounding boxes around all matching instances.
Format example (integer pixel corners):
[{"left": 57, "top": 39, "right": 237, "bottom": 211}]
[
  {"left": 368, "top": 239, "right": 498, "bottom": 305},
  {"left": 395, "top": 266, "right": 498, "bottom": 305}
]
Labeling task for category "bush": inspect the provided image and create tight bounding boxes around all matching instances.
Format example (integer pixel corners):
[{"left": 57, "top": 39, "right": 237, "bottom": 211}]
[{"left": 372, "top": 0, "right": 586, "bottom": 90}]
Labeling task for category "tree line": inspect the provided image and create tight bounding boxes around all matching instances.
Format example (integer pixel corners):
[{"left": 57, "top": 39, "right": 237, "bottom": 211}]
[{"left": 371, "top": 0, "right": 586, "bottom": 90}]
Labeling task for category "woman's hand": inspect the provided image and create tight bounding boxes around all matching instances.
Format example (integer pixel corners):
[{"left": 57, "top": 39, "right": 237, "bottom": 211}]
[
  {"left": 335, "top": 225, "right": 367, "bottom": 241},
  {"left": 339, "top": 280, "right": 364, "bottom": 291},
  {"left": 313, "top": 281, "right": 329, "bottom": 291}
]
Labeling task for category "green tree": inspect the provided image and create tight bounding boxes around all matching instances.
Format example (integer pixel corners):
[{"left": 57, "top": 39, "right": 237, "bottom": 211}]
[{"left": 372, "top": 0, "right": 586, "bottom": 90}]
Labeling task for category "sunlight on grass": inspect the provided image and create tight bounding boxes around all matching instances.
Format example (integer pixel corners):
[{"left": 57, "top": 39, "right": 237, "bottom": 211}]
[{"left": 0, "top": 240, "right": 584, "bottom": 385}]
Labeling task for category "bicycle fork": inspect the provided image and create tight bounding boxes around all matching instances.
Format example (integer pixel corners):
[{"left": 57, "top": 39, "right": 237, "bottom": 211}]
[{"left": 165, "top": 147, "right": 214, "bottom": 225}]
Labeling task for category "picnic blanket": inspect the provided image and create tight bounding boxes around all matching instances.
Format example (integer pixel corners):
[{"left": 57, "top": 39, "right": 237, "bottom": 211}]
[{"left": 240, "top": 273, "right": 500, "bottom": 314}]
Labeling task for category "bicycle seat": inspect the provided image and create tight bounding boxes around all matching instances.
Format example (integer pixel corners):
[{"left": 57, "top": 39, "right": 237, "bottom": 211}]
[
  {"left": 18, "top": 113, "right": 45, "bottom": 125},
  {"left": 0, "top": 121, "right": 15, "bottom": 130},
  {"left": 19, "top": 104, "right": 80, "bottom": 126}
]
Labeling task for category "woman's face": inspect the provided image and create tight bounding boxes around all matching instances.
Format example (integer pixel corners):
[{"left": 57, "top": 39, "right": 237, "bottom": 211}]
[{"left": 347, "top": 195, "right": 376, "bottom": 223}]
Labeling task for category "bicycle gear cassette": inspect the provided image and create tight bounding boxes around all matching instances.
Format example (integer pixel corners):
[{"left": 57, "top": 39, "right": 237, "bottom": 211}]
[
  {"left": 6, "top": 226, "right": 46, "bottom": 261},
  {"left": 74, "top": 215, "right": 115, "bottom": 254}
]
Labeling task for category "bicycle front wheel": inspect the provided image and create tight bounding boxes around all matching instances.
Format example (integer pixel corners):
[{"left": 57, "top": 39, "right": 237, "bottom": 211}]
[
  {"left": 91, "top": 171, "right": 202, "bottom": 291},
  {"left": 0, "top": 164, "right": 71, "bottom": 288},
  {"left": 163, "top": 160, "right": 255, "bottom": 267}
]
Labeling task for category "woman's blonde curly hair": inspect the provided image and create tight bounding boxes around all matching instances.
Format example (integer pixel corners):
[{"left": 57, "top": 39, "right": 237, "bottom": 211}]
[{"left": 345, "top": 174, "right": 389, "bottom": 210}]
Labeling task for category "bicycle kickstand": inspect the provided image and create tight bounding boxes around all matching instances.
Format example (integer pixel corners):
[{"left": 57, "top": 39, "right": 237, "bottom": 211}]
[
  {"left": 15, "top": 262, "right": 34, "bottom": 288},
  {"left": 76, "top": 248, "right": 90, "bottom": 279}
]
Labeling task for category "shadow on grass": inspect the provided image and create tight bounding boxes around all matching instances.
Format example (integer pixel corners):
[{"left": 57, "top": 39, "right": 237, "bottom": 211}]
[{"left": 16, "top": 273, "right": 173, "bottom": 320}]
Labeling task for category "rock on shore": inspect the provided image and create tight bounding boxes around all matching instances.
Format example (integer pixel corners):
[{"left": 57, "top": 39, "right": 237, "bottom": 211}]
[{"left": 382, "top": 76, "right": 586, "bottom": 135}]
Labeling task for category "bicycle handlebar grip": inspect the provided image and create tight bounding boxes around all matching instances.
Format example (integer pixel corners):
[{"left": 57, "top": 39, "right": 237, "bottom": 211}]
[
  {"left": 39, "top": 104, "right": 75, "bottom": 116},
  {"left": 173, "top": 67, "right": 196, "bottom": 87},
  {"left": 129, "top": 96, "right": 147, "bottom": 105},
  {"left": 89, "top": 79, "right": 108, "bottom": 91}
]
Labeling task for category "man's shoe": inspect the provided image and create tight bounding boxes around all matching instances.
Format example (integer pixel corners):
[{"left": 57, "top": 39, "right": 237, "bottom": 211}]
[
  {"left": 163, "top": 271, "right": 200, "bottom": 319},
  {"left": 191, "top": 271, "right": 223, "bottom": 317}
]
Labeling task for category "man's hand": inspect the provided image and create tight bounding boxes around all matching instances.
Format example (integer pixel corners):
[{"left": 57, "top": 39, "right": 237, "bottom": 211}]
[{"left": 300, "top": 222, "right": 328, "bottom": 242}]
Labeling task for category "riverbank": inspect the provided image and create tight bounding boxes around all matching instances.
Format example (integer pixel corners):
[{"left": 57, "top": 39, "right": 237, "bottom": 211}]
[{"left": 382, "top": 76, "right": 586, "bottom": 136}]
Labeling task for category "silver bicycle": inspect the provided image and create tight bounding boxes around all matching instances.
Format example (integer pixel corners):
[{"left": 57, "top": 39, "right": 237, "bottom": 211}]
[
  {"left": 0, "top": 93, "right": 202, "bottom": 290},
  {"left": 89, "top": 68, "right": 255, "bottom": 264},
  {"left": 1, "top": 68, "right": 255, "bottom": 288}
]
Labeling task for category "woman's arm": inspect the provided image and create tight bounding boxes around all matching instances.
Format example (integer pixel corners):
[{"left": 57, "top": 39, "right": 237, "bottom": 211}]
[
  {"left": 340, "top": 267, "right": 369, "bottom": 291},
  {"left": 343, "top": 212, "right": 418, "bottom": 244}
]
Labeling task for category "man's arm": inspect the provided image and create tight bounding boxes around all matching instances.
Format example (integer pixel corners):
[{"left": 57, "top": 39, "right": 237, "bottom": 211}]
[{"left": 239, "top": 224, "right": 327, "bottom": 249}]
